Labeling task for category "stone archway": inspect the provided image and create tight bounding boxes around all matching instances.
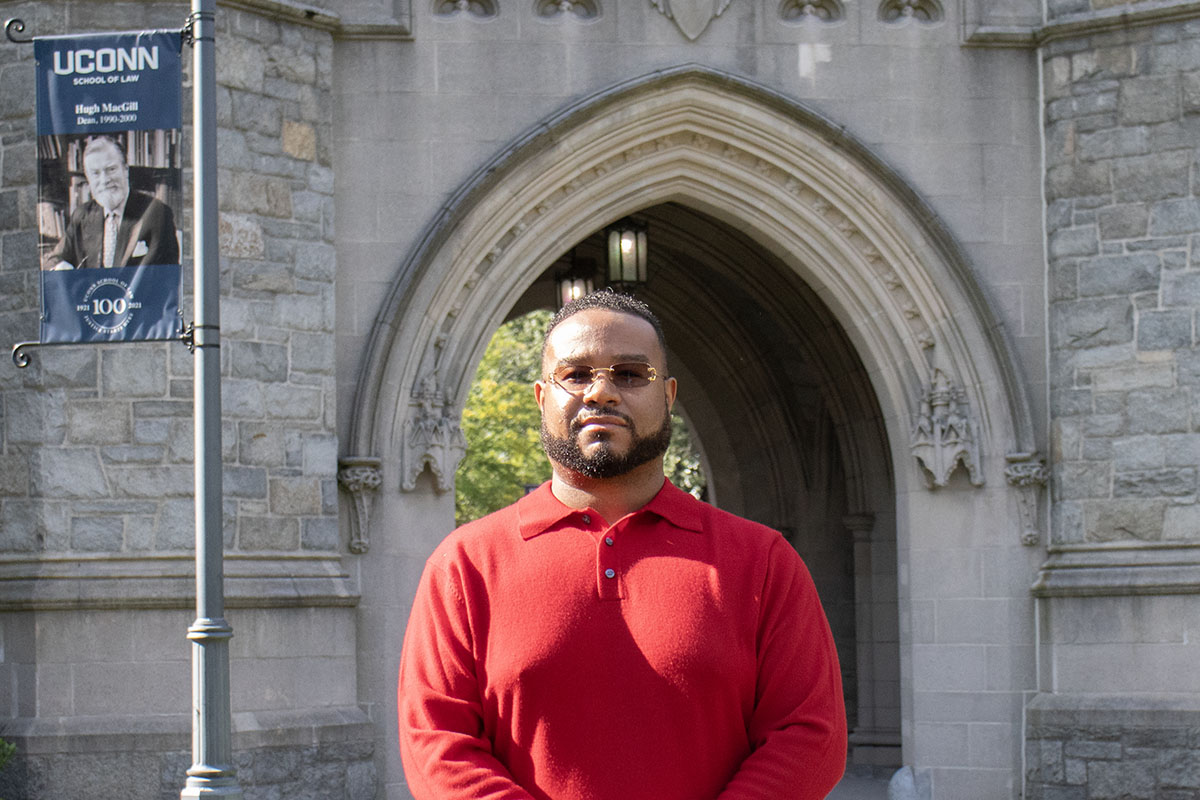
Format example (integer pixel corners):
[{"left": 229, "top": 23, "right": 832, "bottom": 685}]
[{"left": 346, "top": 66, "right": 1042, "bottom": 797}]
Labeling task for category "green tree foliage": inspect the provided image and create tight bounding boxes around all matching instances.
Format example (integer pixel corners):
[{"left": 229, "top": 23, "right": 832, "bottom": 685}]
[
  {"left": 455, "top": 309, "right": 708, "bottom": 525},
  {"left": 455, "top": 311, "right": 554, "bottom": 525}
]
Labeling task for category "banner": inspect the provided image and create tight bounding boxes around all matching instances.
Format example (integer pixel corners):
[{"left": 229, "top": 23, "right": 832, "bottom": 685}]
[{"left": 34, "top": 30, "right": 183, "bottom": 343}]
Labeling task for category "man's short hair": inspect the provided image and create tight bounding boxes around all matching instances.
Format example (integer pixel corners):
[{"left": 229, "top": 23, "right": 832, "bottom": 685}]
[
  {"left": 82, "top": 135, "right": 127, "bottom": 165},
  {"left": 542, "top": 289, "right": 668, "bottom": 368}
]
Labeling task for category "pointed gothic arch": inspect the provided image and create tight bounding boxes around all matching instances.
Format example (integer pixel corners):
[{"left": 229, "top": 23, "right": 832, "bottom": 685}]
[
  {"left": 347, "top": 65, "right": 1036, "bottom": 489},
  {"left": 345, "top": 65, "right": 1042, "bottom": 783}
]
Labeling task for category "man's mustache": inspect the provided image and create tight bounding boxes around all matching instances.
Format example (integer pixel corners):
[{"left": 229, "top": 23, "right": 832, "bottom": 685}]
[{"left": 570, "top": 410, "right": 633, "bottom": 435}]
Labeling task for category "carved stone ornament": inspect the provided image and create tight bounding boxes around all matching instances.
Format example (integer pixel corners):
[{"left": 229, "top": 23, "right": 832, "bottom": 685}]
[
  {"left": 434, "top": 0, "right": 498, "bottom": 18},
  {"left": 911, "top": 368, "right": 984, "bottom": 489},
  {"left": 780, "top": 0, "right": 844, "bottom": 22},
  {"left": 1005, "top": 452, "right": 1049, "bottom": 547},
  {"left": 338, "top": 456, "right": 382, "bottom": 554},
  {"left": 650, "top": 0, "right": 732, "bottom": 40},
  {"left": 402, "top": 373, "right": 468, "bottom": 494},
  {"left": 536, "top": 0, "right": 599, "bottom": 17},
  {"left": 878, "top": 0, "right": 943, "bottom": 23}
]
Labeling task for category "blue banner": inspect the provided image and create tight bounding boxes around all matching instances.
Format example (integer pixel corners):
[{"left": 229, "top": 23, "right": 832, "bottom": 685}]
[
  {"left": 35, "top": 30, "right": 183, "bottom": 344},
  {"left": 34, "top": 31, "right": 182, "bottom": 136}
]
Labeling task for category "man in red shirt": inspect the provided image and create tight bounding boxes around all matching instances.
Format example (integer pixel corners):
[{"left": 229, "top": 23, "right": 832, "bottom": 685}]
[{"left": 399, "top": 291, "right": 847, "bottom": 799}]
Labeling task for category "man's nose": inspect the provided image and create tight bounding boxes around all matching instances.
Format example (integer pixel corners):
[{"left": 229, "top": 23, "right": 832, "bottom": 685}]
[{"left": 581, "top": 371, "right": 620, "bottom": 404}]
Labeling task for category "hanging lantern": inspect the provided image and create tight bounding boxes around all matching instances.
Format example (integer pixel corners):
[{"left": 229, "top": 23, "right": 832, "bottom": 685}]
[
  {"left": 606, "top": 218, "right": 647, "bottom": 287},
  {"left": 556, "top": 253, "right": 596, "bottom": 308}
]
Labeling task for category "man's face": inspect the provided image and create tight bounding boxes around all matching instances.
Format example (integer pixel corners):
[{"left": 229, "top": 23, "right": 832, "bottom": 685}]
[
  {"left": 83, "top": 142, "right": 129, "bottom": 212},
  {"left": 535, "top": 308, "right": 677, "bottom": 479}
]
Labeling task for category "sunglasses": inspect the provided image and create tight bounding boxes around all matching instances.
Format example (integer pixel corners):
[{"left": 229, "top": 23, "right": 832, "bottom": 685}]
[{"left": 547, "top": 362, "right": 659, "bottom": 395}]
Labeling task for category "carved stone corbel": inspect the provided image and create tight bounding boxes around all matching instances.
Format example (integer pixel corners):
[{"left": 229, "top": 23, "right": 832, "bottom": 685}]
[
  {"left": 401, "top": 373, "right": 468, "bottom": 493},
  {"left": 337, "top": 456, "right": 382, "bottom": 554},
  {"left": 1005, "top": 452, "right": 1049, "bottom": 546},
  {"left": 911, "top": 368, "right": 984, "bottom": 488}
]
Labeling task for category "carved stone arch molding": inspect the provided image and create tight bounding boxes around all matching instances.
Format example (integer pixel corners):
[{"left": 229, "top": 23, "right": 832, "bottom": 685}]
[{"left": 342, "top": 65, "right": 1040, "bottom": 549}]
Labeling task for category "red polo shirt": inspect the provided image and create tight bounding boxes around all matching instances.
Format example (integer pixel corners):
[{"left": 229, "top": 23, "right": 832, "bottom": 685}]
[{"left": 399, "top": 479, "right": 846, "bottom": 799}]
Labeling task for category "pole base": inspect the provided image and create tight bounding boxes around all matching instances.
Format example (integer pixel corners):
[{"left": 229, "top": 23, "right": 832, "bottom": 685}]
[{"left": 181, "top": 773, "right": 244, "bottom": 799}]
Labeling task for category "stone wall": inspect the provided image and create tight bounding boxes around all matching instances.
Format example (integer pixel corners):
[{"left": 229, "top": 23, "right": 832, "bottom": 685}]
[
  {"left": 1026, "top": 695, "right": 1200, "bottom": 800},
  {"left": 1047, "top": 16, "right": 1200, "bottom": 547},
  {"left": 1036, "top": 8, "right": 1200, "bottom": 800},
  {"left": 0, "top": 1, "right": 367, "bottom": 797}
]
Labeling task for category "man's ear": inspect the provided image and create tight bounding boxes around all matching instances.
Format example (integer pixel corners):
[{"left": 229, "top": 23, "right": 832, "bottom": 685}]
[
  {"left": 534, "top": 379, "right": 546, "bottom": 412},
  {"left": 665, "top": 376, "right": 678, "bottom": 410}
]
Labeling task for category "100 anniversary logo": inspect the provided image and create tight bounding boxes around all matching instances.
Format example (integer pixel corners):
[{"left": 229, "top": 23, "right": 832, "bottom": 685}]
[{"left": 76, "top": 276, "right": 143, "bottom": 334}]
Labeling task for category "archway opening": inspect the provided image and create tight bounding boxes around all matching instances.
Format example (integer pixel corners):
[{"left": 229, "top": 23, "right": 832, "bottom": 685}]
[{"left": 478, "top": 201, "right": 900, "bottom": 772}]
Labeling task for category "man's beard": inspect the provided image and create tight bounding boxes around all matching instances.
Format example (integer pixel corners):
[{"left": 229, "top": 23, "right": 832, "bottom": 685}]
[{"left": 541, "top": 405, "right": 673, "bottom": 479}]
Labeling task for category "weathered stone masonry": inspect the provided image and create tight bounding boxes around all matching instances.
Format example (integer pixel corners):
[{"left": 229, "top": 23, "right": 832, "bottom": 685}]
[
  {"left": 0, "top": 2, "right": 372, "bottom": 798},
  {"left": 1034, "top": 9, "right": 1200, "bottom": 800}
]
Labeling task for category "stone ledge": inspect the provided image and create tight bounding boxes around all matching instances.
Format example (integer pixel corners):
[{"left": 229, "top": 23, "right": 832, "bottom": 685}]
[
  {"left": 0, "top": 554, "right": 359, "bottom": 610},
  {"left": 3, "top": 706, "right": 372, "bottom": 755},
  {"left": 963, "top": 0, "right": 1200, "bottom": 47},
  {"left": 1027, "top": 692, "right": 1200, "bottom": 729},
  {"left": 1033, "top": 544, "right": 1200, "bottom": 597},
  {"left": 218, "top": 0, "right": 414, "bottom": 39}
]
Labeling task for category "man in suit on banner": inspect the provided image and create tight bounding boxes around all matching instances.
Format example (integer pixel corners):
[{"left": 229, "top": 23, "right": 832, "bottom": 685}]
[{"left": 44, "top": 134, "right": 179, "bottom": 271}]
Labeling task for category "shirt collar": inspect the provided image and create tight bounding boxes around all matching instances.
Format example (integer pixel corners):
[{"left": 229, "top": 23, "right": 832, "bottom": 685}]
[{"left": 516, "top": 478, "right": 705, "bottom": 540}]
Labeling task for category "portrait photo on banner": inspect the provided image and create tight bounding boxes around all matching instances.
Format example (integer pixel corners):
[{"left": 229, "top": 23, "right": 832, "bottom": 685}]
[{"left": 37, "top": 129, "right": 182, "bottom": 272}]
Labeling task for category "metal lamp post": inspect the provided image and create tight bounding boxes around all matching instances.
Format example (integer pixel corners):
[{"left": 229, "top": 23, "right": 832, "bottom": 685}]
[{"left": 181, "top": 0, "right": 242, "bottom": 796}]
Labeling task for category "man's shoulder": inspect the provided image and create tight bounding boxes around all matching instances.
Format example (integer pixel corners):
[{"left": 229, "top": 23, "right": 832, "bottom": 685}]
[
  {"left": 127, "top": 191, "right": 169, "bottom": 217},
  {"left": 661, "top": 482, "right": 782, "bottom": 543},
  {"left": 430, "top": 500, "right": 524, "bottom": 561}
]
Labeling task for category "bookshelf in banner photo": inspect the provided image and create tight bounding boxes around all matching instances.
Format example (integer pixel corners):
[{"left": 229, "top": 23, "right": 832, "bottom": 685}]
[{"left": 36, "top": 130, "right": 182, "bottom": 264}]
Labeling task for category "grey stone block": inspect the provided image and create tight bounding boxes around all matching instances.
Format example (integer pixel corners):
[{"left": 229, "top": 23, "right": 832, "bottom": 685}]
[
  {"left": 101, "top": 347, "right": 168, "bottom": 397},
  {"left": 71, "top": 515, "right": 124, "bottom": 551},
  {"left": 1119, "top": 75, "right": 1181, "bottom": 124},
  {"left": 230, "top": 340, "right": 288, "bottom": 382},
  {"left": 1113, "top": 469, "right": 1197, "bottom": 498},
  {"left": 1086, "top": 758, "right": 1157, "bottom": 799},
  {"left": 239, "top": 422, "right": 288, "bottom": 466},
  {"left": 1184, "top": 71, "right": 1200, "bottom": 113},
  {"left": 1137, "top": 310, "right": 1192, "bottom": 350},
  {"left": 1112, "top": 435, "right": 1164, "bottom": 470},
  {"left": 1149, "top": 198, "right": 1200, "bottom": 236},
  {"left": 1050, "top": 226, "right": 1099, "bottom": 258},
  {"left": 263, "top": 383, "right": 323, "bottom": 419},
  {"left": 222, "top": 378, "right": 266, "bottom": 417},
  {"left": 1078, "top": 253, "right": 1160, "bottom": 297},
  {"left": 26, "top": 348, "right": 97, "bottom": 389},
  {"left": 239, "top": 515, "right": 298, "bottom": 550},
  {"left": 1159, "top": 746, "right": 1200, "bottom": 788},
  {"left": 1128, "top": 389, "right": 1190, "bottom": 434},
  {"left": 30, "top": 448, "right": 109, "bottom": 498},
  {"left": 290, "top": 332, "right": 334, "bottom": 373},
  {"left": 107, "top": 466, "right": 193, "bottom": 498},
  {"left": 1047, "top": 162, "right": 1111, "bottom": 201},
  {"left": 1056, "top": 462, "right": 1111, "bottom": 500},
  {"left": 100, "top": 444, "right": 167, "bottom": 464},
  {"left": 1097, "top": 203, "right": 1148, "bottom": 240},
  {"left": 1085, "top": 498, "right": 1167, "bottom": 542},
  {"left": 1, "top": 499, "right": 42, "bottom": 551},
  {"left": 1163, "top": 271, "right": 1200, "bottom": 308},
  {"left": 269, "top": 476, "right": 321, "bottom": 515},
  {"left": 225, "top": 465, "right": 268, "bottom": 499},
  {"left": 301, "top": 516, "right": 338, "bottom": 550},
  {"left": 1052, "top": 298, "right": 1134, "bottom": 349},
  {"left": 232, "top": 261, "right": 295, "bottom": 294},
  {"left": 1112, "top": 152, "right": 1191, "bottom": 202}
]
